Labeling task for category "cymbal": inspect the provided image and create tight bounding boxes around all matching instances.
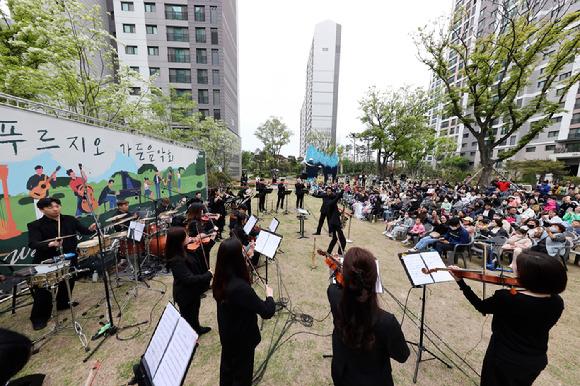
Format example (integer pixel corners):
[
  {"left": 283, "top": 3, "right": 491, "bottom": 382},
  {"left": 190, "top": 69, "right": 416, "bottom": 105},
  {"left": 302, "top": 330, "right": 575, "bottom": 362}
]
[
  {"left": 107, "top": 214, "right": 127, "bottom": 222},
  {"left": 139, "top": 217, "right": 156, "bottom": 221},
  {"left": 109, "top": 231, "right": 127, "bottom": 239},
  {"left": 113, "top": 216, "right": 135, "bottom": 226},
  {"left": 40, "top": 234, "right": 77, "bottom": 243},
  {"left": 159, "top": 210, "right": 178, "bottom": 216}
]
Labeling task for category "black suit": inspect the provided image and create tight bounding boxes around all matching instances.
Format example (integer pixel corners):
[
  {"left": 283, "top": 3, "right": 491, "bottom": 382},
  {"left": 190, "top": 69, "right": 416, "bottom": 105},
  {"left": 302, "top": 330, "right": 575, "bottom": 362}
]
[
  {"left": 256, "top": 183, "right": 266, "bottom": 212},
  {"left": 238, "top": 187, "right": 252, "bottom": 216},
  {"left": 295, "top": 183, "right": 305, "bottom": 208},
  {"left": 314, "top": 191, "right": 334, "bottom": 234},
  {"left": 327, "top": 191, "right": 347, "bottom": 255},
  {"left": 27, "top": 215, "right": 93, "bottom": 325},
  {"left": 276, "top": 183, "right": 285, "bottom": 211},
  {"left": 328, "top": 284, "right": 410, "bottom": 385},
  {"left": 217, "top": 277, "right": 275, "bottom": 385},
  {"left": 170, "top": 253, "right": 212, "bottom": 333}
]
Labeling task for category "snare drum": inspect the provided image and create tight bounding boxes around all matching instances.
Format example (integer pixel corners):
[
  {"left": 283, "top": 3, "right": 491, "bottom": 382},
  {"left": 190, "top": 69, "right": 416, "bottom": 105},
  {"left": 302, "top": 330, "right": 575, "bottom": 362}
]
[
  {"left": 28, "top": 261, "right": 71, "bottom": 288},
  {"left": 77, "top": 235, "right": 110, "bottom": 259},
  {"left": 147, "top": 222, "right": 158, "bottom": 236}
]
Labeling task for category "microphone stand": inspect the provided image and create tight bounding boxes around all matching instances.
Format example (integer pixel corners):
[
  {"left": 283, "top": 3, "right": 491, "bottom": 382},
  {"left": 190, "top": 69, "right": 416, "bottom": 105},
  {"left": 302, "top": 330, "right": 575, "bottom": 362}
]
[{"left": 76, "top": 163, "right": 116, "bottom": 358}]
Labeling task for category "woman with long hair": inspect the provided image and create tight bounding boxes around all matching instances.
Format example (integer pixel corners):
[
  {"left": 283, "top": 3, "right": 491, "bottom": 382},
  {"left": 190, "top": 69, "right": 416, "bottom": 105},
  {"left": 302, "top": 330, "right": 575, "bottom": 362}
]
[
  {"left": 213, "top": 237, "right": 275, "bottom": 385},
  {"left": 327, "top": 247, "right": 409, "bottom": 385},
  {"left": 450, "top": 250, "right": 566, "bottom": 385},
  {"left": 186, "top": 203, "right": 216, "bottom": 268},
  {"left": 165, "top": 227, "right": 213, "bottom": 335},
  {"left": 209, "top": 186, "right": 226, "bottom": 240}
]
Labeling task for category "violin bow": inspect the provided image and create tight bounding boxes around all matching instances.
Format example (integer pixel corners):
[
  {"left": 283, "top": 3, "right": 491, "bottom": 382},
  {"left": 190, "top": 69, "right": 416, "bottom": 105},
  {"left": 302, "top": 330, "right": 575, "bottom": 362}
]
[
  {"left": 195, "top": 223, "right": 210, "bottom": 271},
  {"left": 232, "top": 229, "right": 266, "bottom": 287}
]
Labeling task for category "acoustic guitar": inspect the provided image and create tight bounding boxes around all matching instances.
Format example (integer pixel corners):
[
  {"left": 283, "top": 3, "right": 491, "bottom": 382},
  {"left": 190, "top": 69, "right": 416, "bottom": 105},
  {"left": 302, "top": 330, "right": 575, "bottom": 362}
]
[{"left": 29, "top": 166, "right": 61, "bottom": 199}]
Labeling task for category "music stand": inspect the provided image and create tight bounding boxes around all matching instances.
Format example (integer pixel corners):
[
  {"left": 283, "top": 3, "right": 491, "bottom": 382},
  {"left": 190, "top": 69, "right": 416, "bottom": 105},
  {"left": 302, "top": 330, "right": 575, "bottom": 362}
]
[
  {"left": 254, "top": 229, "right": 283, "bottom": 284},
  {"left": 283, "top": 190, "right": 292, "bottom": 215},
  {"left": 398, "top": 251, "right": 453, "bottom": 383},
  {"left": 295, "top": 208, "right": 310, "bottom": 239},
  {"left": 132, "top": 302, "right": 198, "bottom": 386}
]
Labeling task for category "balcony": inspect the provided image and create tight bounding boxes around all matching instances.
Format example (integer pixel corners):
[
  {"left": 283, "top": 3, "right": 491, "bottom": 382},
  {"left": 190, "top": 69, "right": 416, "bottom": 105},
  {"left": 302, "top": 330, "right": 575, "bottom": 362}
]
[
  {"left": 165, "top": 11, "right": 188, "bottom": 20},
  {"left": 167, "top": 33, "right": 189, "bottom": 42},
  {"left": 169, "top": 74, "right": 191, "bottom": 83},
  {"left": 168, "top": 54, "right": 190, "bottom": 63}
]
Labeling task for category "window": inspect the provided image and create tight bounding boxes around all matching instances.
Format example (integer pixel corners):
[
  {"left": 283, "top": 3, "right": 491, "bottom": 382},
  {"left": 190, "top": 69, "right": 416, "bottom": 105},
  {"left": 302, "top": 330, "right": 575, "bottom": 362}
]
[
  {"left": 210, "top": 6, "right": 218, "bottom": 23},
  {"left": 191, "top": 70, "right": 206, "bottom": 86},
  {"left": 130, "top": 87, "right": 140, "bottom": 95},
  {"left": 462, "top": 143, "right": 467, "bottom": 148},
  {"left": 552, "top": 116, "right": 562, "bottom": 124},
  {"left": 470, "top": 151, "right": 476, "bottom": 156},
  {"left": 450, "top": 127, "right": 455, "bottom": 135},
  {"left": 173, "top": 108, "right": 193, "bottom": 118},
  {"left": 121, "top": 2, "right": 134, "bottom": 11},
  {"left": 211, "top": 28, "right": 218, "bottom": 44},
  {"left": 569, "top": 128, "right": 580, "bottom": 139},
  {"left": 537, "top": 80, "right": 546, "bottom": 88},
  {"left": 149, "top": 67, "right": 160, "bottom": 76},
  {"left": 213, "top": 109, "right": 221, "bottom": 120},
  {"left": 194, "top": 6, "right": 205, "bottom": 21},
  {"left": 560, "top": 72, "right": 571, "bottom": 81},
  {"left": 548, "top": 131, "right": 559, "bottom": 138},
  {"left": 516, "top": 98, "right": 522, "bottom": 107},
  {"left": 169, "top": 69, "right": 191, "bottom": 83},
  {"left": 196, "top": 48, "right": 207, "bottom": 64},
  {"left": 212, "top": 49, "right": 219, "bottom": 65},
  {"left": 175, "top": 89, "right": 192, "bottom": 99},
  {"left": 212, "top": 70, "right": 220, "bottom": 85},
  {"left": 129, "top": 66, "right": 139, "bottom": 73},
  {"left": 575, "top": 98, "right": 580, "bottom": 109},
  {"left": 463, "top": 133, "right": 469, "bottom": 138},
  {"left": 556, "top": 88, "right": 565, "bottom": 96},
  {"left": 123, "top": 24, "right": 136, "bottom": 33},
  {"left": 509, "top": 135, "right": 516, "bottom": 145},
  {"left": 567, "top": 142, "right": 580, "bottom": 152},
  {"left": 148, "top": 46, "right": 159, "bottom": 56},
  {"left": 526, "top": 147, "right": 536, "bottom": 152},
  {"left": 198, "top": 89, "right": 209, "bottom": 104},
  {"left": 125, "top": 46, "right": 138, "bottom": 55},
  {"left": 572, "top": 113, "right": 580, "bottom": 124},
  {"left": 441, "top": 120, "right": 449, "bottom": 128},
  {"left": 199, "top": 109, "right": 210, "bottom": 120},
  {"left": 471, "top": 142, "right": 477, "bottom": 147},
  {"left": 168, "top": 48, "right": 190, "bottom": 63},
  {"left": 195, "top": 28, "right": 206, "bottom": 43},
  {"left": 545, "top": 145, "right": 556, "bottom": 151},
  {"left": 145, "top": 3, "right": 156, "bottom": 12},
  {"left": 213, "top": 89, "right": 220, "bottom": 105},
  {"left": 167, "top": 27, "right": 189, "bottom": 42},
  {"left": 165, "top": 4, "right": 187, "bottom": 20},
  {"left": 146, "top": 25, "right": 157, "bottom": 34},
  {"left": 539, "top": 67, "right": 546, "bottom": 74}
]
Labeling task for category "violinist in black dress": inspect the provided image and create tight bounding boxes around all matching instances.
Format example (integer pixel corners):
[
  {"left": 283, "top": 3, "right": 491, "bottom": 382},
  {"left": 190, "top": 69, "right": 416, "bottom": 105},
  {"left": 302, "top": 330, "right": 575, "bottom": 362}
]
[{"left": 449, "top": 250, "right": 566, "bottom": 386}]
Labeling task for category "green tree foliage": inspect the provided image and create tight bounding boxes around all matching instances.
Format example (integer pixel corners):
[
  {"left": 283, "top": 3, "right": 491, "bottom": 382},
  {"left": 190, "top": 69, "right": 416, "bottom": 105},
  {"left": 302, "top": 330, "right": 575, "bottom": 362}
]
[
  {"left": 190, "top": 117, "right": 240, "bottom": 173},
  {"left": 506, "top": 159, "right": 568, "bottom": 183},
  {"left": 306, "top": 130, "right": 335, "bottom": 156},
  {"left": 440, "top": 155, "right": 471, "bottom": 171},
  {"left": 358, "top": 85, "right": 449, "bottom": 179},
  {"left": 254, "top": 117, "right": 293, "bottom": 168},
  {"left": 416, "top": 1, "right": 580, "bottom": 185}
]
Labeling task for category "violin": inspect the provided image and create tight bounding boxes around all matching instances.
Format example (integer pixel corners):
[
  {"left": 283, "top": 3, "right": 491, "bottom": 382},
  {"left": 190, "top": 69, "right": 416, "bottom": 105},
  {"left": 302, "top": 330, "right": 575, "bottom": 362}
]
[
  {"left": 422, "top": 267, "right": 522, "bottom": 295},
  {"left": 186, "top": 232, "right": 215, "bottom": 251},
  {"left": 317, "top": 249, "right": 343, "bottom": 285},
  {"left": 202, "top": 213, "right": 220, "bottom": 222}
]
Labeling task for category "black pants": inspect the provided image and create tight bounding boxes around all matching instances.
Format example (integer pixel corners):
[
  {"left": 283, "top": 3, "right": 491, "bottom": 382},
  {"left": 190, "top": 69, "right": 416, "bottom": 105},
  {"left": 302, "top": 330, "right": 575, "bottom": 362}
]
[
  {"left": 276, "top": 196, "right": 284, "bottom": 210},
  {"left": 316, "top": 213, "right": 328, "bottom": 234},
  {"left": 177, "top": 297, "right": 203, "bottom": 334},
  {"left": 296, "top": 194, "right": 304, "bottom": 209},
  {"left": 220, "top": 347, "right": 255, "bottom": 386},
  {"left": 259, "top": 196, "right": 266, "bottom": 212},
  {"left": 30, "top": 278, "right": 75, "bottom": 324},
  {"left": 481, "top": 345, "right": 544, "bottom": 386},
  {"left": 327, "top": 224, "right": 346, "bottom": 255}
]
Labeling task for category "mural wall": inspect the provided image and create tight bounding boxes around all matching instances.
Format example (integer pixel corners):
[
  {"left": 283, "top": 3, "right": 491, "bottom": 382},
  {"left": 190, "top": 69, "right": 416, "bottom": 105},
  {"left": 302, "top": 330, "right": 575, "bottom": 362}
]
[
  {"left": 0, "top": 105, "right": 206, "bottom": 268},
  {"left": 304, "top": 145, "right": 338, "bottom": 183}
]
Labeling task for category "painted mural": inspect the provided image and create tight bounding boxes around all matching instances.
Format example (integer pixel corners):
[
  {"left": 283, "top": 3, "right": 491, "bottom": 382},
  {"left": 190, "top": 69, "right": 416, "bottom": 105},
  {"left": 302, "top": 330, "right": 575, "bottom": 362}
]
[
  {"left": 304, "top": 145, "right": 338, "bottom": 183},
  {"left": 0, "top": 105, "right": 206, "bottom": 269}
]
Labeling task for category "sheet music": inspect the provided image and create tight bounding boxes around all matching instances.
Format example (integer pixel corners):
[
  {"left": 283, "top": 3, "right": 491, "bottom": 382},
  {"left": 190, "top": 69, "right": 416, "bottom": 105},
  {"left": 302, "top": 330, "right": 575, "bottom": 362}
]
[
  {"left": 401, "top": 254, "right": 434, "bottom": 286},
  {"left": 296, "top": 208, "right": 309, "bottom": 215},
  {"left": 243, "top": 215, "right": 258, "bottom": 235},
  {"left": 254, "top": 230, "right": 282, "bottom": 259},
  {"left": 420, "top": 251, "right": 454, "bottom": 282},
  {"left": 268, "top": 218, "right": 279, "bottom": 232},
  {"left": 152, "top": 318, "right": 198, "bottom": 386},
  {"left": 144, "top": 303, "right": 180, "bottom": 379},
  {"left": 128, "top": 221, "right": 145, "bottom": 242}
]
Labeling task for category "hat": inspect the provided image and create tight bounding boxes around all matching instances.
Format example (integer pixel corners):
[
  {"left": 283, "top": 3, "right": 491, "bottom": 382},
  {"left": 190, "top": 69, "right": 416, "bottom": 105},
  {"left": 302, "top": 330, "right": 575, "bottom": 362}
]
[{"left": 463, "top": 216, "right": 474, "bottom": 223}]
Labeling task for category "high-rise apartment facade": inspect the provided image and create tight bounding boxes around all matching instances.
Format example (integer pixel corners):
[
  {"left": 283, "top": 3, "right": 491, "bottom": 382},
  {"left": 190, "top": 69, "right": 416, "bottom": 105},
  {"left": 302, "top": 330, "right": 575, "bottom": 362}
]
[
  {"left": 104, "top": 0, "right": 240, "bottom": 175},
  {"left": 300, "top": 20, "right": 341, "bottom": 158},
  {"left": 428, "top": 0, "right": 580, "bottom": 177}
]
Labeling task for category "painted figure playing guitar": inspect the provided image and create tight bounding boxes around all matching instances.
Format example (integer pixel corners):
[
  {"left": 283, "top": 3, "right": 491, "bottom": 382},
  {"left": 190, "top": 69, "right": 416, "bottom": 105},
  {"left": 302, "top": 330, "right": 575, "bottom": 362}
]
[{"left": 27, "top": 165, "right": 60, "bottom": 219}]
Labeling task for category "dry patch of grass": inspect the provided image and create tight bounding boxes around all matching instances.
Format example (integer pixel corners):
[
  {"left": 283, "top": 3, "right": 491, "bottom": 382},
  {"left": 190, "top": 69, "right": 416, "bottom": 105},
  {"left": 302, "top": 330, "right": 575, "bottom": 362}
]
[{"left": 2, "top": 193, "right": 579, "bottom": 385}]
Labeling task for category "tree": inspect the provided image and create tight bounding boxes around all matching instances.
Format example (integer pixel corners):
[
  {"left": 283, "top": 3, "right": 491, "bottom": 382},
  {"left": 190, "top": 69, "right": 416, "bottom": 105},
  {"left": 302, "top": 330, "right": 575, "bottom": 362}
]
[
  {"left": 416, "top": 1, "right": 580, "bottom": 185},
  {"left": 440, "top": 155, "right": 471, "bottom": 171},
  {"left": 254, "top": 117, "right": 293, "bottom": 168},
  {"left": 403, "top": 130, "right": 457, "bottom": 178},
  {"left": 358, "top": 85, "right": 439, "bottom": 179},
  {"left": 306, "top": 130, "right": 335, "bottom": 155},
  {"left": 190, "top": 117, "right": 240, "bottom": 173},
  {"left": 505, "top": 159, "right": 568, "bottom": 184}
]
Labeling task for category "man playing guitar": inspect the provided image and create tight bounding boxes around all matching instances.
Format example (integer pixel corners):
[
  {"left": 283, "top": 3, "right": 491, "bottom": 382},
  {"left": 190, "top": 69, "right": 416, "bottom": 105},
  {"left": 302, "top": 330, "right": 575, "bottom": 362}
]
[{"left": 27, "top": 165, "right": 59, "bottom": 219}]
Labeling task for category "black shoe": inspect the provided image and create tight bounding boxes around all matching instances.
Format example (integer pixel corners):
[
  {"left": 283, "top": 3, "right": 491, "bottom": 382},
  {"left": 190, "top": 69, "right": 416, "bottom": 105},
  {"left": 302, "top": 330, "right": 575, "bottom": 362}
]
[
  {"left": 32, "top": 321, "right": 48, "bottom": 331},
  {"left": 312, "top": 232, "right": 321, "bottom": 235},
  {"left": 57, "top": 301, "right": 79, "bottom": 311},
  {"left": 198, "top": 326, "right": 211, "bottom": 335}
]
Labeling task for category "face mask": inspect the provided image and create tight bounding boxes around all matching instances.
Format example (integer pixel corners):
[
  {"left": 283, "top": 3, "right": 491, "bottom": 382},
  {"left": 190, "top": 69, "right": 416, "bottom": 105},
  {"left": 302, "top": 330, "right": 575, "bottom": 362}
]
[
  {"left": 522, "top": 205, "right": 528, "bottom": 209},
  {"left": 450, "top": 226, "right": 459, "bottom": 230},
  {"left": 550, "top": 227, "right": 559, "bottom": 232}
]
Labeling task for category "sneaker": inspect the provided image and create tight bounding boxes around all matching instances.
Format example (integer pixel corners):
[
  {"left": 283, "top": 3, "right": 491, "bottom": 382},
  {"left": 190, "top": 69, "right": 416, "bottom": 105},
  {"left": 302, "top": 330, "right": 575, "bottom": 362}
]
[
  {"left": 401, "top": 240, "right": 408, "bottom": 245},
  {"left": 408, "top": 247, "right": 418, "bottom": 252},
  {"left": 382, "top": 231, "right": 389, "bottom": 235},
  {"left": 388, "top": 235, "right": 396, "bottom": 240}
]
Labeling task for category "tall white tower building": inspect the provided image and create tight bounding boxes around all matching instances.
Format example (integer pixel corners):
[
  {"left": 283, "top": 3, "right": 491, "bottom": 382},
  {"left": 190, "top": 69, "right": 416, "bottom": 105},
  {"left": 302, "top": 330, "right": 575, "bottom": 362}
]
[{"left": 300, "top": 20, "right": 341, "bottom": 158}]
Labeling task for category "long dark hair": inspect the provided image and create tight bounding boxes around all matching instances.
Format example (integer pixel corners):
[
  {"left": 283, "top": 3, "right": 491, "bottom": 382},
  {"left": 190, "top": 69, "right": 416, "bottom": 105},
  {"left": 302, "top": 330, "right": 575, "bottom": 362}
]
[
  {"left": 338, "top": 247, "right": 380, "bottom": 351},
  {"left": 165, "top": 227, "right": 187, "bottom": 269},
  {"left": 186, "top": 203, "right": 204, "bottom": 234},
  {"left": 516, "top": 250, "right": 567, "bottom": 294},
  {"left": 212, "top": 237, "right": 250, "bottom": 305}
]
